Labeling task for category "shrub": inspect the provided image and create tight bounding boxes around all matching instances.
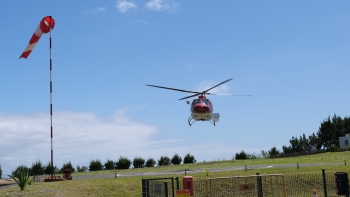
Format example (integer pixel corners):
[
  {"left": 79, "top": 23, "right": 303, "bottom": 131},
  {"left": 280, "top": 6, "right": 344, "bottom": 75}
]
[
  {"left": 11, "top": 165, "right": 30, "bottom": 177},
  {"left": 146, "top": 158, "right": 156, "bottom": 167},
  {"left": 158, "top": 156, "right": 171, "bottom": 166},
  {"left": 171, "top": 153, "right": 182, "bottom": 165},
  {"left": 9, "top": 165, "right": 33, "bottom": 191},
  {"left": 89, "top": 159, "right": 103, "bottom": 171},
  {"left": 77, "top": 165, "right": 88, "bottom": 172},
  {"left": 104, "top": 159, "right": 115, "bottom": 170},
  {"left": 183, "top": 153, "right": 196, "bottom": 164},
  {"left": 44, "top": 162, "right": 59, "bottom": 175},
  {"left": 235, "top": 150, "right": 248, "bottom": 160},
  {"left": 30, "top": 160, "right": 44, "bottom": 176},
  {"left": 61, "top": 161, "right": 75, "bottom": 173},
  {"left": 133, "top": 157, "right": 145, "bottom": 168},
  {"left": 115, "top": 156, "right": 131, "bottom": 169}
]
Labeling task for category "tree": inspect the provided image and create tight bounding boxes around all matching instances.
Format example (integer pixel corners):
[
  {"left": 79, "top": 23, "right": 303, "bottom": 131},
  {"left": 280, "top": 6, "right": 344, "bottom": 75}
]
[
  {"left": 133, "top": 157, "right": 145, "bottom": 168},
  {"left": 158, "top": 156, "right": 171, "bottom": 166},
  {"left": 44, "top": 162, "right": 59, "bottom": 175},
  {"left": 260, "top": 150, "right": 269, "bottom": 159},
  {"left": 104, "top": 159, "right": 115, "bottom": 170},
  {"left": 61, "top": 161, "right": 75, "bottom": 173},
  {"left": 235, "top": 150, "right": 248, "bottom": 160},
  {"left": 115, "top": 156, "right": 131, "bottom": 169},
  {"left": 309, "top": 132, "right": 322, "bottom": 150},
  {"left": 146, "top": 158, "right": 156, "bottom": 167},
  {"left": 11, "top": 165, "right": 30, "bottom": 177},
  {"left": 183, "top": 153, "right": 196, "bottom": 164},
  {"left": 289, "top": 136, "right": 300, "bottom": 152},
  {"left": 30, "top": 160, "right": 44, "bottom": 176},
  {"left": 282, "top": 145, "right": 292, "bottom": 154},
  {"left": 0, "top": 164, "right": 2, "bottom": 178},
  {"left": 76, "top": 165, "right": 88, "bottom": 172},
  {"left": 171, "top": 153, "right": 182, "bottom": 165},
  {"left": 268, "top": 146, "right": 280, "bottom": 156},
  {"left": 317, "top": 115, "right": 336, "bottom": 149},
  {"left": 89, "top": 159, "right": 103, "bottom": 171}
]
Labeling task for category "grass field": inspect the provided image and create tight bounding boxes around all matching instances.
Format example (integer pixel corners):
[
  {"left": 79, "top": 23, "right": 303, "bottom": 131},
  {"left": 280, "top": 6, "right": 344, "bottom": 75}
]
[{"left": 1, "top": 151, "right": 350, "bottom": 196}]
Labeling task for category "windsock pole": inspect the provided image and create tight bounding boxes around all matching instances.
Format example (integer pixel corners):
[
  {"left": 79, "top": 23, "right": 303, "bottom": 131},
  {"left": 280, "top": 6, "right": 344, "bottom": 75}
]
[{"left": 49, "top": 16, "right": 54, "bottom": 181}]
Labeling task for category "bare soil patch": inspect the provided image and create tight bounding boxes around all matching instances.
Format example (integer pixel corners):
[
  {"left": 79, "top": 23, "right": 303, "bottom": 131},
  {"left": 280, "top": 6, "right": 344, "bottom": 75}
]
[{"left": 0, "top": 178, "right": 16, "bottom": 186}]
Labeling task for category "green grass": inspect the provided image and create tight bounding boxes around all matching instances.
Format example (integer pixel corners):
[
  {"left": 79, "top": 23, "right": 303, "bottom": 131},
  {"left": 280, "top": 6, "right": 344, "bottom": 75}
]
[{"left": 1, "top": 151, "right": 350, "bottom": 196}]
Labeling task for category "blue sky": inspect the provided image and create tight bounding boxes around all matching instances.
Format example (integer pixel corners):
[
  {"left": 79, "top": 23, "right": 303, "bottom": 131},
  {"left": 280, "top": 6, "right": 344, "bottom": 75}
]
[{"left": 1, "top": 1, "right": 350, "bottom": 177}]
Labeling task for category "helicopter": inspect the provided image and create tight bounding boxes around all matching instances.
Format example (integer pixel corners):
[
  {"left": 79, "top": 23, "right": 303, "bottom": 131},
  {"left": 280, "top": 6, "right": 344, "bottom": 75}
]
[{"left": 146, "top": 78, "right": 252, "bottom": 126}]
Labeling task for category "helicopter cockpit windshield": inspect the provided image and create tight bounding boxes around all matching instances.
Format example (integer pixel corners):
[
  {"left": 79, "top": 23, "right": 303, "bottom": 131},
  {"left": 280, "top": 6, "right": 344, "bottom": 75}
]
[{"left": 201, "top": 99, "right": 209, "bottom": 104}]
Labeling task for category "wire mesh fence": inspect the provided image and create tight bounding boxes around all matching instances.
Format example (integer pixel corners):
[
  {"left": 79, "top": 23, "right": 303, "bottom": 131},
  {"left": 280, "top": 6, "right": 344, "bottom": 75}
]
[{"left": 174, "top": 169, "right": 346, "bottom": 197}]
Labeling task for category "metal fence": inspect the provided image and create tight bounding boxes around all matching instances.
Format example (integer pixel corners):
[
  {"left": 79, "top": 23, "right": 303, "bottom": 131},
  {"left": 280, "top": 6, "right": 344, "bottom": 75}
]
[
  {"left": 141, "top": 169, "right": 348, "bottom": 196},
  {"left": 142, "top": 177, "right": 179, "bottom": 197}
]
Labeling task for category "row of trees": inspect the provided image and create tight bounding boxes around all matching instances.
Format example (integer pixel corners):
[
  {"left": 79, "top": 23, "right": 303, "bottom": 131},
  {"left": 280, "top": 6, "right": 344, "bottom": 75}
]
[
  {"left": 88, "top": 153, "right": 196, "bottom": 171},
  {"left": 276, "top": 114, "right": 350, "bottom": 154},
  {"left": 233, "top": 115, "right": 350, "bottom": 160},
  {"left": 9, "top": 153, "right": 197, "bottom": 176}
]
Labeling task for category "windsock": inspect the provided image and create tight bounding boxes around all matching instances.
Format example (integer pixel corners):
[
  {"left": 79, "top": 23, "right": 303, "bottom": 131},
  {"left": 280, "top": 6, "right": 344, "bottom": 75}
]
[{"left": 19, "top": 16, "right": 55, "bottom": 59}]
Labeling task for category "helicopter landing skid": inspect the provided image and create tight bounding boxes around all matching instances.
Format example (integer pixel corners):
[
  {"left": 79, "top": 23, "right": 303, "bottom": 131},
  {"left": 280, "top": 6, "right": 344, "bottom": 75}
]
[{"left": 188, "top": 117, "right": 216, "bottom": 126}]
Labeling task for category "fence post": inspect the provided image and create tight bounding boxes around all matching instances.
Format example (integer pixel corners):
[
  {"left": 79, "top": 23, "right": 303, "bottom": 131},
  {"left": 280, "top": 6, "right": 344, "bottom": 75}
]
[
  {"left": 175, "top": 177, "right": 179, "bottom": 190},
  {"left": 256, "top": 173, "right": 263, "bottom": 197},
  {"left": 164, "top": 182, "right": 168, "bottom": 197},
  {"left": 171, "top": 178, "right": 175, "bottom": 197},
  {"left": 322, "top": 169, "right": 327, "bottom": 197},
  {"left": 142, "top": 179, "right": 148, "bottom": 197}
]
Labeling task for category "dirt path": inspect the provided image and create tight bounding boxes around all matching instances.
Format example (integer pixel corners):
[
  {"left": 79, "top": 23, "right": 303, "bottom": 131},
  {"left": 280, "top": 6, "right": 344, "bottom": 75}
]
[{"left": 0, "top": 179, "right": 16, "bottom": 186}]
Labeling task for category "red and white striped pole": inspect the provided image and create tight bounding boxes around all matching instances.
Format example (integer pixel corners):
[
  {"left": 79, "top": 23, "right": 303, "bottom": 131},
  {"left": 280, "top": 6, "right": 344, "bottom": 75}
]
[
  {"left": 19, "top": 16, "right": 55, "bottom": 180},
  {"left": 49, "top": 16, "right": 54, "bottom": 181}
]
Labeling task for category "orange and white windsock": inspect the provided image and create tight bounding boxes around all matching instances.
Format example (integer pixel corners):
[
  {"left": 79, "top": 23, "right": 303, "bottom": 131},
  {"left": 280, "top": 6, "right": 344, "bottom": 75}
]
[{"left": 19, "top": 16, "right": 55, "bottom": 59}]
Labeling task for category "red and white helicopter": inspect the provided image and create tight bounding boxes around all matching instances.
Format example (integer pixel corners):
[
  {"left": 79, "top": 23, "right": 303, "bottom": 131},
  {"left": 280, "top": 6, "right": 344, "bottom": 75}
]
[{"left": 146, "top": 78, "right": 252, "bottom": 126}]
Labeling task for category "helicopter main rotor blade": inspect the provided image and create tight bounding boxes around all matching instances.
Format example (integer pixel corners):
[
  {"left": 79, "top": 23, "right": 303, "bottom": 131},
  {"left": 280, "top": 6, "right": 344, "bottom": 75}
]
[
  {"left": 179, "top": 93, "right": 201, "bottom": 100},
  {"left": 207, "top": 93, "right": 253, "bottom": 96},
  {"left": 146, "top": 84, "right": 200, "bottom": 94},
  {"left": 203, "top": 78, "right": 233, "bottom": 93}
]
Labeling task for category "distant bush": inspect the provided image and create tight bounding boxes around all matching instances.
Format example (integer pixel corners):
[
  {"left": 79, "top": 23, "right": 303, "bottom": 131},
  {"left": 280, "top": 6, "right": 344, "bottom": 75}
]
[
  {"left": 183, "top": 153, "right": 196, "bottom": 164},
  {"left": 171, "top": 153, "right": 182, "bottom": 165},
  {"left": 61, "top": 161, "right": 75, "bottom": 173},
  {"left": 11, "top": 165, "right": 30, "bottom": 177},
  {"left": 146, "top": 158, "right": 156, "bottom": 167},
  {"left": 89, "top": 159, "right": 103, "bottom": 171},
  {"left": 104, "top": 159, "right": 115, "bottom": 170},
  {"left": 44, "top": 162, "right": 59, "bottom": 174},
  {"left": 235, "top": 150, "right": 248, "bottom": 160},
  {"left": 133, "top": 157, "right": 145, "bottom": 168},
  {"left": 268, "top": 146, "right": 280, "bottom": 157},
  {"left": 115, "top": 156, "right": 131, "bottom": 169},
  {"left": 30, "top": 160, "right": 44, "bottom": 176},
  {"left": 77, "top": 165, "right": 88, "bottom": 172},
  {"left": 158, "top": 156, "right": 171, "bottom": 166}
]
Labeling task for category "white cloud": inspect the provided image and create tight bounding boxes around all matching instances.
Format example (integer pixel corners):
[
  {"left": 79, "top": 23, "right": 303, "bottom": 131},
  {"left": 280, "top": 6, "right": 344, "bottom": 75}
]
[
  {"left": 117, "top": 0, "right": 137, "bottom": 13},
  {"left": 0, "top": 109, "right": 261, "bottom": 177},
  {"left": 84, "top": 7, "right": 106, "bottom": 14},
  {"left": 196, "top": 80, "right": 231, "bottom": 94},
  {"left": 0, "top": 109, "right": 161, "bottom": 176},
  {"left": 145, "top": 0, "right": 180, "bottom": 12},
  {"left": 95, "top": 7, "right": 106, "bottom": 12}
]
